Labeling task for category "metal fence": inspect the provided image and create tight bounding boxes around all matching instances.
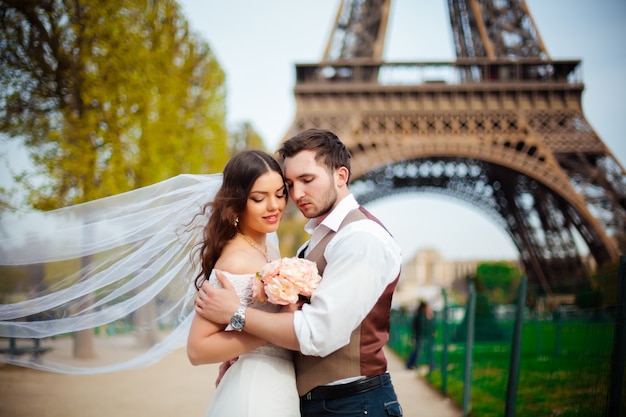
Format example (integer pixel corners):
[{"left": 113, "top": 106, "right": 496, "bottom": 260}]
[{"left": 389, "top": 256, "right": 625, "bottom": 417}]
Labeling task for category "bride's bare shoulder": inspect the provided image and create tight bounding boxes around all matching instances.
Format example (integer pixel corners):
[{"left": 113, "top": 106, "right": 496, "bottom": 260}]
[{"left": 214, "top": 241, "right": 264, "bottom": 275}]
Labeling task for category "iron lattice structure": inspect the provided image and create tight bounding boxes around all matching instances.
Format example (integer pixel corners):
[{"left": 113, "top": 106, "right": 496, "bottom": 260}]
[{"left": 282, "top": 0, "right": 626, "bottom": 295}]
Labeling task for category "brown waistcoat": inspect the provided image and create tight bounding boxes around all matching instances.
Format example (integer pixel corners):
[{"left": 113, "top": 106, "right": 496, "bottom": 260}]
[{"left": 295, "top": 207, "right": 400, "bottom": 396}]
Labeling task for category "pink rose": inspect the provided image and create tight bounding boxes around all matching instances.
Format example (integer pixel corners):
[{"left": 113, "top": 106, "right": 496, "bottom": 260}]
[
  {"left": 279, "top": 257, "right": 321, "bottom": 297},
  {"left": 251, "top": 275, "right": 266, "bottom": 303},
  {"left": 263, "top": 274, "right": 300, "bottom": 304},
  {"left": 253, "top": 257, "right": 321, "bottom": 305}
]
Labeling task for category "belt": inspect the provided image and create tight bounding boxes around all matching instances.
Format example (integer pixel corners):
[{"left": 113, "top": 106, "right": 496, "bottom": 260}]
[{"left": 301, "top": 374, "right": 390, "bottom": 401}]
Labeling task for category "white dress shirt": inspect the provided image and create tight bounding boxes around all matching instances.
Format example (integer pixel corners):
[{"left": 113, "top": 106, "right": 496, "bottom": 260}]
[{"left": 294, "top": 194, "right": 402, "bottom": 357}]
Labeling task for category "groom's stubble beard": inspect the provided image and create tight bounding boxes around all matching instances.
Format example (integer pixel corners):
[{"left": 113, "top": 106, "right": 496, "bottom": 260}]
[{"left": 302, "top": 186, "right": 338, "bottom": 220}]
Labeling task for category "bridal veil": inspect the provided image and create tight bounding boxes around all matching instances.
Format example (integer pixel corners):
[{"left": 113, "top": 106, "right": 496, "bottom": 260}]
[{"left": 0, "top": 174, "right": 223, "bottom": 373}]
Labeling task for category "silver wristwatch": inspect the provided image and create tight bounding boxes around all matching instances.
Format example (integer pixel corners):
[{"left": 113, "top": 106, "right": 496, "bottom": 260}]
[{"left": 229, "top": 305, "right": 247, "bottom": 331}]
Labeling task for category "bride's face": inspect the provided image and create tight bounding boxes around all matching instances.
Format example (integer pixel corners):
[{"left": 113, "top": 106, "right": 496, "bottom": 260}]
[{"left": 238, "top": 170, "right": 287, "bottom": 236}]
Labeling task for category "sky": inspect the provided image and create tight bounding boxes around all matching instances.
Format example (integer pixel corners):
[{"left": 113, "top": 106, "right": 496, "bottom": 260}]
[
  {"left": 1, "top": 1, "right": 624, "bottom": 262},
  {"left": 175, "top": 0, "right": 626, "bottom": 261}
]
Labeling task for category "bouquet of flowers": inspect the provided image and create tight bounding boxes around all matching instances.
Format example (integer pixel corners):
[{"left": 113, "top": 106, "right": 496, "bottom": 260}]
[{"left": 252, "top": 257, "right": 322, "bottom": 305}]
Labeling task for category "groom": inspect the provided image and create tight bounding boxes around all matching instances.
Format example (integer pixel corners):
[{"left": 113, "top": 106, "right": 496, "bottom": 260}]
[{"left": 196, "top": 128, "right": 404, "bottom": 417}]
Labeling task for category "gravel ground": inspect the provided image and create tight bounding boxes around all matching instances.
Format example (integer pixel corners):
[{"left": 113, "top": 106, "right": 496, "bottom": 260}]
[{"left": 0, "top": 336, "right": 461, "bottom": 417}]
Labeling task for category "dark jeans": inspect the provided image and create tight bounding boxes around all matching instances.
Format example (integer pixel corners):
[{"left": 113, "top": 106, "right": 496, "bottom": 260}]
[
  {"left": 300, "top": 377, "right": 403, "bottom": 417},
  {"left": 406, "top": 337, "right": 435, "bottom": 370},
  {"left": 405, "top": 338, "right": 422, "bottom": 369}
]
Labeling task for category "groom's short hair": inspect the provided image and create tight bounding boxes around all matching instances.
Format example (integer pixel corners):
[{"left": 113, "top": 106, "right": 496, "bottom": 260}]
[{"left": 277, "top": 129, "right": 351, "bottom": 181}]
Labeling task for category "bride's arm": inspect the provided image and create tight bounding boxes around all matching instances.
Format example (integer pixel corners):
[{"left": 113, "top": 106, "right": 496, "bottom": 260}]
[
  {"left": 187, "top": 246, "right": 270, "bottom": 365},
  {"left": 186, "top": 312, "right": 266, "bottom": 365}
]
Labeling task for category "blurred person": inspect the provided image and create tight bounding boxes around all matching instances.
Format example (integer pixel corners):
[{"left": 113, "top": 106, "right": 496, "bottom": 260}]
[{"left": 405, "top": 300, "right": 435, "bottom": 371}]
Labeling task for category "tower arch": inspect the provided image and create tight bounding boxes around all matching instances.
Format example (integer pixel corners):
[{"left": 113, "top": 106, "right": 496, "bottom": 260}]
[{"left": 281, "top": 0, "right": 626, "bottom": 294}]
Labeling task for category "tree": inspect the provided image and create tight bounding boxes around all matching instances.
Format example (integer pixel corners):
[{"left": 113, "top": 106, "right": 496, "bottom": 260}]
[
  {"left": 476, "top": 261, "right": 522, "bottom": 304},
  {"left": 0, "top": 0, "right": 229, "bottom": 209},
  {"left": 229, "top": 122, "right": 267, "bottom": 153},
  {"left": 0, "top": 0, "right": 229, "bottom": 357}
]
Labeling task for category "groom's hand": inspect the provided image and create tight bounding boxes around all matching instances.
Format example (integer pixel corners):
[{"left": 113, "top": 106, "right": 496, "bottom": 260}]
[
  {"left": 195, "top": 270, "right": 240, "bottom": 324},
  {"left": 215, "top": 358, "right": 238, "bottom": 387}
]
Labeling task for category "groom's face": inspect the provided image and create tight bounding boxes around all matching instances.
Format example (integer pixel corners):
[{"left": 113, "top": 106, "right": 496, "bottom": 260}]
[{"left": 283, "top": 150, "right": 338, "bottom": 222}]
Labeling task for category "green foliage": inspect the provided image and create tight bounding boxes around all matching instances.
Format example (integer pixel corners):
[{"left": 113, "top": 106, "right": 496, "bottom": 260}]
[
  {"left": 450, "top": 267, "right": 520, "bottom": 343},
  {"left": 476, "top": 261, "right": 522, "bottom": 304},
  {"left": 0, "top": 185, "right": 15, "bottom": 211},
  {"left": 592, "top": 261, "right": 620, "bottom": 307},
  {"left": 229, "top": 122, "right": 267, "bottom": 153},
  {"left": 574, "top": 288, "right": 602, "bottom": 309},
  {"left": 0, "top": 0, "right": 229, "bottom": 209},
  {"left": 0, "top": 266, "right": 29, "bottom": 297},
  {"left": 276, "top": 208, "right": 309, "bottom": 258},
  {"left": 454, "top": 291, "right": 505, "bottom": 342}
]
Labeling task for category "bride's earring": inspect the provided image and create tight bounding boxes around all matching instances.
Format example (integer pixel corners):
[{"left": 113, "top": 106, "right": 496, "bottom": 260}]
[{"left": 234, "top": 217, "right": 239, "bottom": 228}]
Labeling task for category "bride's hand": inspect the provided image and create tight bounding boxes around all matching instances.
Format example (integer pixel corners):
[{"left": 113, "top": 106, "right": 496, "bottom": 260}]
[{"left": 215, "top": 358, "right": 238, "bottom": 387}]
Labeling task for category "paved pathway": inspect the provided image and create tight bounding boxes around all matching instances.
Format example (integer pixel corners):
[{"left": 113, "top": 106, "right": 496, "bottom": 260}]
[
  {"left": 384, "top": 346, "right": 463, "bottom": 416},
  {"left": 1, "top": 339, "right": 462, "bottom": 417}
]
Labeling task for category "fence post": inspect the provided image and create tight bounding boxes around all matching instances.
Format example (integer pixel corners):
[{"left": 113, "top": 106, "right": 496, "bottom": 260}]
[
  {"left": 505, "top": 275, "right": 527, "bottom": 417},
  {"left": 535, "top": 316, "right": 542, "bottom": 358},
  {"left": 607, "top": 255, "right": 626, "bottom": 417},
  {"left": 463, "top": 280, "right": 476, "bottom": 417},
  {"left": 441, "top": 288, "right": 449, "bottom": 396}
]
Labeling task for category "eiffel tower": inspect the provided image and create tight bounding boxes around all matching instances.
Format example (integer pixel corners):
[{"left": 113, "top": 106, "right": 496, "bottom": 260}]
[{"left": 282, "top": 0, "right": 626, "bottom": 295}]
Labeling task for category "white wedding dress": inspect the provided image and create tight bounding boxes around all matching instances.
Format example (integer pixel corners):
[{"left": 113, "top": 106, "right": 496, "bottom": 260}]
[{"left": 205, "top": 270, "right": 300, "bottom": 417}]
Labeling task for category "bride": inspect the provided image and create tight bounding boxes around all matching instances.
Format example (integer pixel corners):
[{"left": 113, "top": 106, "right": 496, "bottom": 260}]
[
  {"left": 186, "top": 149, "right": 299, "bottom": 416},
  {"left": 0, "top": 149, "right": 300, "bottom": 416}
]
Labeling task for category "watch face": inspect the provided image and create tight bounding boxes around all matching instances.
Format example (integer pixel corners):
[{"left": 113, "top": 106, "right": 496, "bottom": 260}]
[{"left": 230, "top": 315, "right": 244, "bottom": 330}]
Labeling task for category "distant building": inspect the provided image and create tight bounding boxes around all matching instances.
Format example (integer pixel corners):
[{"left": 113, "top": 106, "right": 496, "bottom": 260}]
[{"left": 394, "top": 248, "right": 517, "bottom": 309}]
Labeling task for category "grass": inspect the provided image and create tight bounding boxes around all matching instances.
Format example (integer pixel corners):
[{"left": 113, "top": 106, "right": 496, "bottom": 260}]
[{"left": 390, "top": 317, "right": 620, "bottom": 417}]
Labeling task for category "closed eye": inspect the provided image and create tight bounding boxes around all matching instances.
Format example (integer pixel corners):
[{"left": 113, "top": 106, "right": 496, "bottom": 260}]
[{"left": 276, "top": 185, "right": 287, "bottom": 198}]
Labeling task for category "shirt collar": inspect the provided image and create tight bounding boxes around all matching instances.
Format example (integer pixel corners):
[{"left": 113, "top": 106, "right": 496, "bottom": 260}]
[{"left": 304, "top": 194, "right": 359, "bottom": 235}]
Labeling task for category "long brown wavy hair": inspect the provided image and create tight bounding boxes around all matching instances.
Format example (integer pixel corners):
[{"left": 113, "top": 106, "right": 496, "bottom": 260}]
[{"left": 193, "top": 150, "right": 285, "bottom": 290}]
